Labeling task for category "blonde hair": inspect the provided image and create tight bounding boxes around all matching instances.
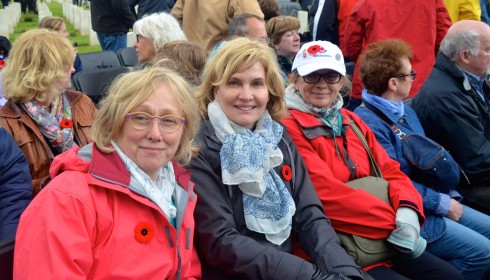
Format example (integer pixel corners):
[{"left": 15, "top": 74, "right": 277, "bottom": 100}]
[
  {"left": 2, "top": 29, "right": 75, "bottom": 103},
  {"left": 91, "top": 67, "right": 200, "bottom": 165},
  {"left": 154, "top": 40, "right": 207, "bottom": 87},
  {"left": 38, "top": 16, "right": 65, "bottom": 31},
  {"left": 196, "top": 37, "right": 286, "bottom": 121}
]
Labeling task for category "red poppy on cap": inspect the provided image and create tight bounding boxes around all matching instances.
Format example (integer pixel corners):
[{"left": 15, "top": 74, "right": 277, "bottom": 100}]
[{"left": 307, "top": 45, "right": 323, "bottom": 55}]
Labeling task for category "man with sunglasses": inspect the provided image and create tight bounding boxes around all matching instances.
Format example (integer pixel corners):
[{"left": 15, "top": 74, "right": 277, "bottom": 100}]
[{"left": 412, "top": 20, "right": 490, "bottom": 216}]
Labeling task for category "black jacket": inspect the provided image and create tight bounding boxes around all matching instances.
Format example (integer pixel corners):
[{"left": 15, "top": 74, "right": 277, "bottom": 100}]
[
  {"left": 190, "top": 120, "right": 363, "bottom": 280},
  {"left": 90, "top": 0, "right": 136, "bottom": 34},
  {"left": 412, "top": 52, "right": 490, "bottom": 185}
]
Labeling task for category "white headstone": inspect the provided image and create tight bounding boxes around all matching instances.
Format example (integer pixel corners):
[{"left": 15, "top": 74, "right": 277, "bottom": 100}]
[
  {"left": 127, "top": 31, "right": 136, "bottom": 47},
  {"left": 89, "top": 30, "right": 100, "bottom": 46},
  {"left": 80, "top": 10, "right": 91, "bottom": 36}
]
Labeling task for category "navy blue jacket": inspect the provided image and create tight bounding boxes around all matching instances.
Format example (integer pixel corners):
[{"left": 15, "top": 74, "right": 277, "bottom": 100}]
[
  {"left": 355, "top": 102, "right": 446, "bottom": 243},
  {"left": 0, "top": 127, "right": 32, "bottom": 240},
  {"left": 412, "top": 52, "right": 490, "bottom": 186}
]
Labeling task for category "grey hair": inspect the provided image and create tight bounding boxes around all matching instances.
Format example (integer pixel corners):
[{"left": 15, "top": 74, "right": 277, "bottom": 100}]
[
  {"left": 440, "top": 29, "right": 480, "bottom": 62},
  {"left": 133, "top": 12, "right": 187, "bottom": 52},
  {"left": 228, "top": 13, "right": 264, "bottom": 37}
]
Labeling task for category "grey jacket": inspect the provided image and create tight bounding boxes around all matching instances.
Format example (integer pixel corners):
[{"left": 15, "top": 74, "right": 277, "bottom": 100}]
[{"left": 190, "top": 120, "right": 363, "bottom": 280}]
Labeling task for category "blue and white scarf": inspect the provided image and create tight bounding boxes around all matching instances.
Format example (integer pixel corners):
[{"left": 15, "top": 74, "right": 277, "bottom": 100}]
[
  {"left": 208, "top": 101, "right": 296, "bottom": 245},
  {"left": 112, "top": 141, "right": 177, "bottom": 224}
]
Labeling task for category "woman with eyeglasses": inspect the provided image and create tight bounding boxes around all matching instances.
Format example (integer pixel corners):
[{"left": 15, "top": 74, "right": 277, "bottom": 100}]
[
  {"left": 266, "top": 16, "right": 301, "bottom": 85},
  {"left": 14, "top": 67, "right": 202, "bottom": 279},
  {"left": 354, "top": 39, "right": 490, "bottom": 279},
  {"left": 133, "top": 12, "right": 186, "bottom": 67},
  {"left": 281, "top": 40, "right": 464, "bottom": 279},
  {"left": 190, "top": 37, "right": 367, "bottom": 280}
]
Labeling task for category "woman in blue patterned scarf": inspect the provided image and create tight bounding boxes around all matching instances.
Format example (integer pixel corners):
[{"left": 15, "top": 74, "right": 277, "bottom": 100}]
[{"left": 190, "top": 36, "right": 367, "bottom": 280}]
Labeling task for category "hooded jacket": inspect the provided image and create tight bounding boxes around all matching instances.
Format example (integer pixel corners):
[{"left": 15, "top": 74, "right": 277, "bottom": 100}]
[
  {"left": 14, "top": 144, "right": 201, "bottom": 279},
  {"left": 282, "top": 108, "right": 425, "bottom": 239}
]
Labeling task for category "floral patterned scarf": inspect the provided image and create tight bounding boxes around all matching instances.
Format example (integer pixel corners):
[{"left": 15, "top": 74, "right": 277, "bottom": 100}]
[{"left": 23, "top": 93, "right": 78, "bottom": 155}]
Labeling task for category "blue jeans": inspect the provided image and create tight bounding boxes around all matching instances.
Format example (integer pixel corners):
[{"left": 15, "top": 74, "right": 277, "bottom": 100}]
[
  {"left": 96, "top": 33, "right": 127, "bottom": 53},
  {"left": 426, "top": 205, "right": 490, "bottom": 279}
]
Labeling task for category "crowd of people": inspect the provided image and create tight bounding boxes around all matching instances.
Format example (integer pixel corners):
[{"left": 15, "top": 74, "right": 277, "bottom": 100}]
[{"left": 1, "top": 0, "right": 490, "bottom": 279}]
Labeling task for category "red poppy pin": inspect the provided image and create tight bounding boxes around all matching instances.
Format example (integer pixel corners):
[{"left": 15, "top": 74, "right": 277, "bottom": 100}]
[
  {"left": 282, "top": 165, "right": 292, "bottom": 182},
  {"left": 307, "top": 45, "right": 323, "bottom": 55},
  {"left": 134, "top": 221, "right": 154, "bottom": 244},
  {"left": 60, "top": 119, "right": 73, "bottom": 129},
  {"left": 0, "top": 60, "right": 5, "bottom": 69}
]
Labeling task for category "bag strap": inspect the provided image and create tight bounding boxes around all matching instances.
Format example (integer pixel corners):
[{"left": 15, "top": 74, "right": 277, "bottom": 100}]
[
  {"left": 364, "top": 105, "right": 408, "bottom": 141},
  {"left": 347, "top": 117, "right": 383, "bottom": 178}
]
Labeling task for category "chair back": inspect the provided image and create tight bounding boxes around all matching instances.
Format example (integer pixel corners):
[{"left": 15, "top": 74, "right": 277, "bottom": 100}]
[
  {"left": 117, "top": 47, "right": 138, "bottom": 67},
  {"left": 72, "top": 67, "right": 129, "bottom": 106},
  {"left": 78, "top": 50, "right": 122, "bottom": 71},
  {"left": 345, "top": 62, "right": 355, "bottom": 78},
  {"left": 0, "top": 238, "right": 15, "bottom": 280}
]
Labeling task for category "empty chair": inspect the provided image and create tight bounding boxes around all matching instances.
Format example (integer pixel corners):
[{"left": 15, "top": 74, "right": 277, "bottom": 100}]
[
  {"left": 117, "top": 47, "right": 138, "bottom": 67},
  {"left": 72, "top": 67, "right": 129, "bottom": 106},
  {"left": 0, "top": 238, "right": 15, "bottom": 280},
  {"left": 78, "top": 50, "right": 122, "bottom": 71}
]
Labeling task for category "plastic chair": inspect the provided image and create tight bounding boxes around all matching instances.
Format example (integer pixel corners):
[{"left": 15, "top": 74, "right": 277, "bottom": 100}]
[
  {"left": 0, "top": 238, "right": 15, "bottom": 280},
  {"left": 72, "top": 67, "right": 129, "bottom": 106},
  {"left": 78, "top": 50, "right": 122, "bottom": 71},
  {"left": 117, "top": 47, "right": 138, "bottom": 67}
]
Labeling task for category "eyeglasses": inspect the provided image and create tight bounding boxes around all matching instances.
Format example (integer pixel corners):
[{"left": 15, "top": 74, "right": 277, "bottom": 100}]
[
  {"left": 395, "top": 70, "right": 416, "bottom": 81},
  {"left": 303, "top": 72, "right": 342, "bottom": 84},
  {"left": 126, "top": 112, "right": 186, "bottom": 133}
]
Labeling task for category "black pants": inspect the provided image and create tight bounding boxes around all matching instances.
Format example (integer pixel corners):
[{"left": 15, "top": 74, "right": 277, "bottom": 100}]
[
  {"left": 19, "top": 0, "right": 36, "bottom": 13},
  {"left": 367, "top": 251, "right": 464, "bottom": 280}
]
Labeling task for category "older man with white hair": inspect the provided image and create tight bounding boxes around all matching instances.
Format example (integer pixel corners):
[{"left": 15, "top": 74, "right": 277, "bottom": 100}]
[{"left": 412, "top": 20, "right": 490, "bottom": 216}]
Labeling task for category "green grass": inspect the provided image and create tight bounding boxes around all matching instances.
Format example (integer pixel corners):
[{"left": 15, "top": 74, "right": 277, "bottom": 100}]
[{"left": 9, "top": 1, "right": 100, "bottom": 53}]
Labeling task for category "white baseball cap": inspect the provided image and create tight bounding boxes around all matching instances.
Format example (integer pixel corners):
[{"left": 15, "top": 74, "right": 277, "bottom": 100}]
[{"left": 292, "top": 41, "right": 346, "bottom": 76}]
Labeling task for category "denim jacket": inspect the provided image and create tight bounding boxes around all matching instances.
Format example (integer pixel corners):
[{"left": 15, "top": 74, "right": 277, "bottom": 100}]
[{"left": 355, "top": 101, "right": 451, "bottom": 243}]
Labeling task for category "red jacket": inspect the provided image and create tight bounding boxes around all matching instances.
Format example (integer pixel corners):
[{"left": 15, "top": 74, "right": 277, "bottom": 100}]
[
  {"left": 282, "top": 109, "right": 425, "bottom": 239},
  {"left": 14, "top": 144, "right": 201, "bottom": 279},
  {"left": 342, "top": 0, "right": 451, "bottom": 99}
]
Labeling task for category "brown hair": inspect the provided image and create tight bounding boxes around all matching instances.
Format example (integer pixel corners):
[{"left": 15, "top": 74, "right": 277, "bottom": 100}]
[
  {"left": 358, "top": 39, "right": 413, "bottom": 96},
  {"left": 38, "top": 16, "right": 65, "bottom": 31},
  {"left": 154, "top": 40, "right": 207, "bottom": 87},
  {"left": 266, "top": 16, "right": 300, "bottom": 46}
]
